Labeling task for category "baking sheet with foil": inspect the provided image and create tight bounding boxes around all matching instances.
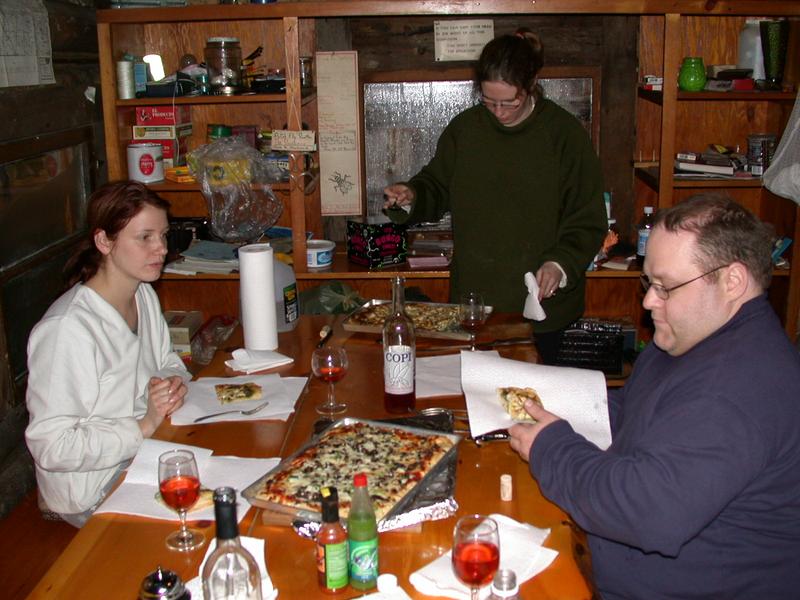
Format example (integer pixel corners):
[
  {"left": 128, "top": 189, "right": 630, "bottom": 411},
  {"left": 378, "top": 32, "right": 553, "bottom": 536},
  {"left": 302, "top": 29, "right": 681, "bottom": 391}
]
[
  {"left": 243, "top": 417, "right": 462, "bottom": 536},
  {"left": 363, "top": 78, "right": 594, "bottom": 219}
]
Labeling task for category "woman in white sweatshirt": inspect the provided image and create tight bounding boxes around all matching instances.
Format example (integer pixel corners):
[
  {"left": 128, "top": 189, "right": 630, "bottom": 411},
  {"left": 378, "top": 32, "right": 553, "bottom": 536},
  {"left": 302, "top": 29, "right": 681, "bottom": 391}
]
[{"left": 25, "top": 181, "right": 190, "bottom": 527}]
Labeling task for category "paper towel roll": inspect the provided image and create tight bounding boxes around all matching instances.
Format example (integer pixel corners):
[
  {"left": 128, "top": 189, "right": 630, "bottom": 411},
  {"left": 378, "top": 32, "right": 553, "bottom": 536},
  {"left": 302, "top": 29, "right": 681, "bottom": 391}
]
[{"left": 239, "top": 243, "right": 278, "bottom": 350}]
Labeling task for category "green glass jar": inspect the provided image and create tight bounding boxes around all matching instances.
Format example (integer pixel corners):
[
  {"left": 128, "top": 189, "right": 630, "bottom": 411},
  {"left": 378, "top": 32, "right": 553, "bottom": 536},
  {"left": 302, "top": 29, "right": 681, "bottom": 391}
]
[{"left": 678, "top": 57, "right": 707, "bottom": 92}]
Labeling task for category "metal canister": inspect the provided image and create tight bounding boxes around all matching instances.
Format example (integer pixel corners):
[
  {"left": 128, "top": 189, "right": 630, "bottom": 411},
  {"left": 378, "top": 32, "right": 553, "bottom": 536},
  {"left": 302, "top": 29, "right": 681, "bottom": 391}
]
[
  {"left": 747, "top": 133, "right": 777, "bottom": 176},
  {"left": 127, "top": 142, "right": 164, "bottom": 184},
  {"left": 138, "top": 566, "right": 191, "bottom": 600},
  {"left": 207, "top": 123, "right": 232, "bottom": 142}
]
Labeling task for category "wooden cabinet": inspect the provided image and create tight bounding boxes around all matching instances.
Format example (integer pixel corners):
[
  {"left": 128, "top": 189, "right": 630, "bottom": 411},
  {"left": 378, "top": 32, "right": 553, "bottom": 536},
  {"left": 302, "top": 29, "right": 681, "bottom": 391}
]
[{"left": 97, "top": 3, "right": 800, "bottom": 342}]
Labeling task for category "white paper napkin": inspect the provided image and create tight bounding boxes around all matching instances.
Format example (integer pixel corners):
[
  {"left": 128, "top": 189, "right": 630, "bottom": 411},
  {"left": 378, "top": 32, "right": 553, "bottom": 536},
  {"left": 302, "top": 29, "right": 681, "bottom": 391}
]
[
  {"left": 409, "top": 514, "right": 558, "bottom": 599},
  {"left": 523, "top": 272, "right": 546, "bottom": 321},
  {"left": 416, "top": 352, "right": 499, "bottom": 398},
  {"left": 461, "top": 352, "right": 611, "bottom": 449},
  {"left": 225, "top": 348, "right": 294, "bottom": 374},
  {"left": 96, "top": 439, "right": 279, "bottom": 521},
  {"left": 184, "top": 536, "right": 278, "bottom": 600},
  {"left": 170, "top": 375, "right": 307, "bottom": 425}
]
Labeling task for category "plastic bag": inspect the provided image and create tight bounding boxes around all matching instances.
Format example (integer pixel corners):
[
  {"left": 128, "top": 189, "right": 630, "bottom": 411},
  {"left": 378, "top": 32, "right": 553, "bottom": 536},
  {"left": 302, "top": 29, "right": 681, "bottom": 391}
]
[
  {"left": 300, "top": 281, "right": 365, "bottom": 314},
  {"left": 187, "top": 137, "right": 284, "bottom": 242},
  {"left": 764, "top": 93, "right": 800, "bottom": 205}
]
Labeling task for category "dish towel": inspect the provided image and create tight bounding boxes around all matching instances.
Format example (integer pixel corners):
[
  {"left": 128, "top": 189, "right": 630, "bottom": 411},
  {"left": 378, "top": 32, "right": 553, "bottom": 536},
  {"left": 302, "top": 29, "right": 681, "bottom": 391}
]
[
  {"left": 225, "top": 348, "right": 294, "bottom": 374},
  {"left": 523, "top": 272, "right": 546, "bottom": 321},
  {"left": 409, "top": 513, "right": 558, "bottom": 599},
  {"left": 184, "top": 536, "right": 278, "bottom": 600}
]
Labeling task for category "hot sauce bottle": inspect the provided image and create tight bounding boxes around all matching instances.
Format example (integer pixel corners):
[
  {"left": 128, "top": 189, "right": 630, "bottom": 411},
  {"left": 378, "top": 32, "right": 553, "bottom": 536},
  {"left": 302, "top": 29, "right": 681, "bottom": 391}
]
[{"left": 316, "top": 486, "right": 349, "bottom": 593}]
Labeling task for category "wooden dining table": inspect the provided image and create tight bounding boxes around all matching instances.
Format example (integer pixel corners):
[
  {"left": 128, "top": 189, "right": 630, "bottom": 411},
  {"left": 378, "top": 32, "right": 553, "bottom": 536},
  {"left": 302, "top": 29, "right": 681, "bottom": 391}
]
[{"left": 28, "top": 313, "right": 594, "bottom": 599}]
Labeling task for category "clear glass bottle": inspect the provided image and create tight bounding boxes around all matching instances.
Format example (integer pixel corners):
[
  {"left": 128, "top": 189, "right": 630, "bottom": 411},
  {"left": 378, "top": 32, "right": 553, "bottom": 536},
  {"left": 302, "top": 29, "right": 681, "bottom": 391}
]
[
  {"left": 636, "top": 206, "right": 655, "bottom": 268},
  {"left": 202, "top": 487, "right": 263, "bottom": 600},
  {"left": 347, "top": 473, "right": 378, "bottom": 591},
  {"left": 316, "top": 486, "right": 349, "bottom": 593},
  {"left": 382, "top": 276, "right": 416, "bottom": 413}
]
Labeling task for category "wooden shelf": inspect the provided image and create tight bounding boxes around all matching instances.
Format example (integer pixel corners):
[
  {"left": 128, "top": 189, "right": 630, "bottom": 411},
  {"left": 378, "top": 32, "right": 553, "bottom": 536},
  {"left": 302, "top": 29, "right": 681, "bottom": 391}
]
[
  {"left": 636, "top": 166, "right": 765, "bottom": 190},
  {"left": 115, "top": 89, "right": 316, "bottom": 107},
  {"left": 638, "top": 88, "right": 796, "bottom": 104},
  {"left": 149, "top": 181, "right": 291, "bottom": 193}
]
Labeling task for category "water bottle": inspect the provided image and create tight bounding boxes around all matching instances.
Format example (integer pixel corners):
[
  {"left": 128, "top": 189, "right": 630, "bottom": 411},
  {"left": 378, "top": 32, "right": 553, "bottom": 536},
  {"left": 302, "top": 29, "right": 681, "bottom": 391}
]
[{"left": 636, "top": 206, "right": 655, "bottom": 268}]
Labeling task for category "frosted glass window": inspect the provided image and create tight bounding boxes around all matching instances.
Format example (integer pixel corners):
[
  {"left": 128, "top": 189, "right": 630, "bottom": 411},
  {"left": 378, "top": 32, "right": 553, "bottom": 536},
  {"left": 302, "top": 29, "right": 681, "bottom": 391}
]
[{"left": 363, "top": 77, "right": 594, "bottom": 218}]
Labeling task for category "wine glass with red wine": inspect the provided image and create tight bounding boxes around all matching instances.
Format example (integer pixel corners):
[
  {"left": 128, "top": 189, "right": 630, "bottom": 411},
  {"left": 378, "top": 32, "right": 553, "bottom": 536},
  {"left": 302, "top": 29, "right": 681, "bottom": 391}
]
[
  {"left": 158, "top": 449, "right": 205, "bottom": 552},
  {"left": 311, "top": 346, "right": 349, "bottom": 415},
  {"left": 452, "top": 514, "right": 500, "bottom": 600},
  {"left": 458, "top": 292, "right": 487, "bottom": 351}
]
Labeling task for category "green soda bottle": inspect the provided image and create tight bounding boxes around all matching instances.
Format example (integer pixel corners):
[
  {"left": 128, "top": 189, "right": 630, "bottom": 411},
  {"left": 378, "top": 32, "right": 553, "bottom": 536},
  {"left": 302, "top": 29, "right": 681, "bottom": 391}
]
[{"left": 347, "top": 472, "right": 378, "bottom": 590}]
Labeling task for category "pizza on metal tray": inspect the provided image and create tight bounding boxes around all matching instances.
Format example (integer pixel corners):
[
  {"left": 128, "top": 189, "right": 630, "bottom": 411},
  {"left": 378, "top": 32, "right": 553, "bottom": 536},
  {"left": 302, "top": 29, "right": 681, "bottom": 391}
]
[
  {"left": 348, "top": 303, "right": 460, "bottom": 333},
  {"left": 254, "top": 422, "right": 454, "bottom": 520}
]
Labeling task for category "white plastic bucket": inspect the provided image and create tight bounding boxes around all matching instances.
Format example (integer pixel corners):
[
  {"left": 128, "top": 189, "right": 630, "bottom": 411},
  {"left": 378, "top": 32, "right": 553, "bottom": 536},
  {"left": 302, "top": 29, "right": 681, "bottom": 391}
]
[
  {"left": 306, "top": 239, "right": 335, "bottom": 269},
  {"left": 127, "top": 142, "right": 164, "bottom": 183}
]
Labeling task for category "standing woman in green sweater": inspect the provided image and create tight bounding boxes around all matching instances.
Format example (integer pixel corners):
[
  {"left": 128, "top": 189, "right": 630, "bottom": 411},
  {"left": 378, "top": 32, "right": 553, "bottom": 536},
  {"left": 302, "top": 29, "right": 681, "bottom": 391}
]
[{"left": 383, "top": 28, "right": 607, "bottom": 363}]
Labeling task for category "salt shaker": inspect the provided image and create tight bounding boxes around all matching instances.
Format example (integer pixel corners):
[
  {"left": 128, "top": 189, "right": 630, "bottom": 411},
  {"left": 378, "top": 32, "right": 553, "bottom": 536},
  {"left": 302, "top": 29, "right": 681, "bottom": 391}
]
[
  {"left": 490, "top": 568, "right": 519, "bottom": 600},
  {"left": 138, "top": 565, "right": 191, "bottom": 600}
]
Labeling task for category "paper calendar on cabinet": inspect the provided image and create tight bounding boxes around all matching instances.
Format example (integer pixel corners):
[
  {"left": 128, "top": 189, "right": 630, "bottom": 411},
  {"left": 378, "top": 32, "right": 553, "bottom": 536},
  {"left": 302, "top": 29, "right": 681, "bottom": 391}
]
[{"left": 316, "top": 51, "right": 363, "bottom": 216}]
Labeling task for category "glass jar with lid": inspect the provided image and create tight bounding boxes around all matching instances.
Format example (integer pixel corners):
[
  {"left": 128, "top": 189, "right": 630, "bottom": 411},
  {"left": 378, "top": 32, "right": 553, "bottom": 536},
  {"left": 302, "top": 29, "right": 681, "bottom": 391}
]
[{"left": 204, "top": 37, "right": 242, "bottom": 95}]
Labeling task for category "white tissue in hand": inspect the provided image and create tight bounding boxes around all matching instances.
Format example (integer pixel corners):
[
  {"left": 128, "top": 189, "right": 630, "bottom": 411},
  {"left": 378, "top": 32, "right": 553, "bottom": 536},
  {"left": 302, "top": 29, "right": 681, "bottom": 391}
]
[{"left": 523, "top": 272, "right": 547, "bottom": 321}]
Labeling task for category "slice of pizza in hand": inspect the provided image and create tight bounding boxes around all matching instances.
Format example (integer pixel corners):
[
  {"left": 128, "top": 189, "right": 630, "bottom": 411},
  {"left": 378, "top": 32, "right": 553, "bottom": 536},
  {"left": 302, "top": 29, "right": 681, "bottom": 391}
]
[
  {"left": 215, "top": 382, "right": 262, "bottom": 405},
  {"left": 497, "top": 386, "right": 542, "bottom": 421}
]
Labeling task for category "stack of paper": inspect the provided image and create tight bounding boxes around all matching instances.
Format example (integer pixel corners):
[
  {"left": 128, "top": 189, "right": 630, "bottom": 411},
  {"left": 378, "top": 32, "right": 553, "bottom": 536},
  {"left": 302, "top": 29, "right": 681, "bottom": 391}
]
[{"left": 165, "top": 240, "right": 240, "bottom": 275}]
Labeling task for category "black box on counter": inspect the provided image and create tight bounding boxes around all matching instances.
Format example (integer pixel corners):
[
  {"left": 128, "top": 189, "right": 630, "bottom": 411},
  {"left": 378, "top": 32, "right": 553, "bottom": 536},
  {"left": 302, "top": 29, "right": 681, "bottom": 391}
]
[{"left": 346, "top": 220, "right": 407, "bottom": 268}]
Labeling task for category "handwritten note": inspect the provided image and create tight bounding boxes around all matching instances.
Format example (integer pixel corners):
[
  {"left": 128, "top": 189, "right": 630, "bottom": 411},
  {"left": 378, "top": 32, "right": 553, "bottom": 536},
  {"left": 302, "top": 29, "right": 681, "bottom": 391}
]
[
  {"left": 271, "top": 129, "right": 317, "bottom": 152},
  {"left": 316, "top": 51, "right": 363, "bottom": 216},
  {"left": 434, "top": 20, "right": 494, "bottom": 62}
]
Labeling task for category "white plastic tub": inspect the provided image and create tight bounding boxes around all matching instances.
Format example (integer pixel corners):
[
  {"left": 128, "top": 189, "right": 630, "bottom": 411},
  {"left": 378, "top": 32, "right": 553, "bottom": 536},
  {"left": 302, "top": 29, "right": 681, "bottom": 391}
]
[{"left": 306, "top": 239, "right": 335, "bottom": 269}]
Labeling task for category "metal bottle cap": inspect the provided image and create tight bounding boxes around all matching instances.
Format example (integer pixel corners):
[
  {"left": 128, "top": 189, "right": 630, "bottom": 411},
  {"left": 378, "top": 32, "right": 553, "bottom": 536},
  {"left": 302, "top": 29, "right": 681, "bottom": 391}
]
[
  {"left": 138, "top": 565, "right": 191, "bottom": 599},
  {"left": 491, "top": 568, "right": 519, "bottom": 598}
]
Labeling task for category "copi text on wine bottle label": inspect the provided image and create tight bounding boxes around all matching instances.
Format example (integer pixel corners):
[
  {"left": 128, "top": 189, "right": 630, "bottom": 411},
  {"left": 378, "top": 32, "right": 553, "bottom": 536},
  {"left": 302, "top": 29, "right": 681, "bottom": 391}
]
[{"left": 384, "top": 345, "right": 414, "bottom": 394}]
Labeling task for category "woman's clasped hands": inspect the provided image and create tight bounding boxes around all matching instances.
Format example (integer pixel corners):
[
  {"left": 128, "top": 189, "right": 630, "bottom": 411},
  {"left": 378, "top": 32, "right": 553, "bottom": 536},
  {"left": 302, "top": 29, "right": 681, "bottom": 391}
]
[{"left": 139, "top": 375, "right": 187, "bottom": 437}]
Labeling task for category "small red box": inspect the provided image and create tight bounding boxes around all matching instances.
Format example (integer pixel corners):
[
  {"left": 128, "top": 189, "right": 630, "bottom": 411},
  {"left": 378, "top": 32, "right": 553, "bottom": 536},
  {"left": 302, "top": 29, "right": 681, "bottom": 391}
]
[{"left": 135, "top": 106, "right": 192, "bottom": 126}]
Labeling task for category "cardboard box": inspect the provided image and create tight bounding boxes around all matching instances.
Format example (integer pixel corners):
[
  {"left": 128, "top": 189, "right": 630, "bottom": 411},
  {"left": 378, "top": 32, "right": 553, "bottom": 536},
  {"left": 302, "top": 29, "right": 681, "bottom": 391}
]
[
  {"left": 135, "top": 105, "right": 191, "bottom": 126},
  {"left": 132, "top": 124, "right": 193, "bottom": 140},
  {"left": 164, "top": 310, "right": 203, "bottom": 345},
  {"left": 346, "top": 220, "right": 407, "bottom": 268}
]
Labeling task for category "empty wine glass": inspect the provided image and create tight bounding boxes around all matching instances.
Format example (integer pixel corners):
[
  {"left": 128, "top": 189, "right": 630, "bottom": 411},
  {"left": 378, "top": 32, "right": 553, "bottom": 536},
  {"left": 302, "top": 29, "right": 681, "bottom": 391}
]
[
  {"left": 158, "top": 449, "right": 205, "bottom": 552},
  {"left": 311, "top": 346, "right": 348, "bottom": 415},
  {"left": 452, "top": 514, "right": 500, "bottom": 600},
  {"left": 459, "top": 292, "right": 487, "bottom": 351}
]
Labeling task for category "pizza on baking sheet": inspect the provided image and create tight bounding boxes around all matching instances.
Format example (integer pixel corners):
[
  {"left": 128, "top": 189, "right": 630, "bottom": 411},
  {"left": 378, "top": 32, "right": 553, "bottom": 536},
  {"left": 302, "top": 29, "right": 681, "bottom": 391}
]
[
  {"left": 498, "top": 386, "right": 542, "bottom": 421},
  {"left": 347, "top": 302, "right": 460, "bottom": 333},
  {"left": 253, "top": 422, "right": 455, "bottom": 520},
  {"left": 215, "top": 382, "right": 262, "bottom": 405}
]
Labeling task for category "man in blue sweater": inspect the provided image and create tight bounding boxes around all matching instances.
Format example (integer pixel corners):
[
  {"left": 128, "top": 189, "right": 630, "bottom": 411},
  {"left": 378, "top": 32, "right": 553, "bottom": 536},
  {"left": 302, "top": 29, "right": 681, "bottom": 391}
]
[{"left": 509, "top": 193, "right": 800, "bottom": 599}]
